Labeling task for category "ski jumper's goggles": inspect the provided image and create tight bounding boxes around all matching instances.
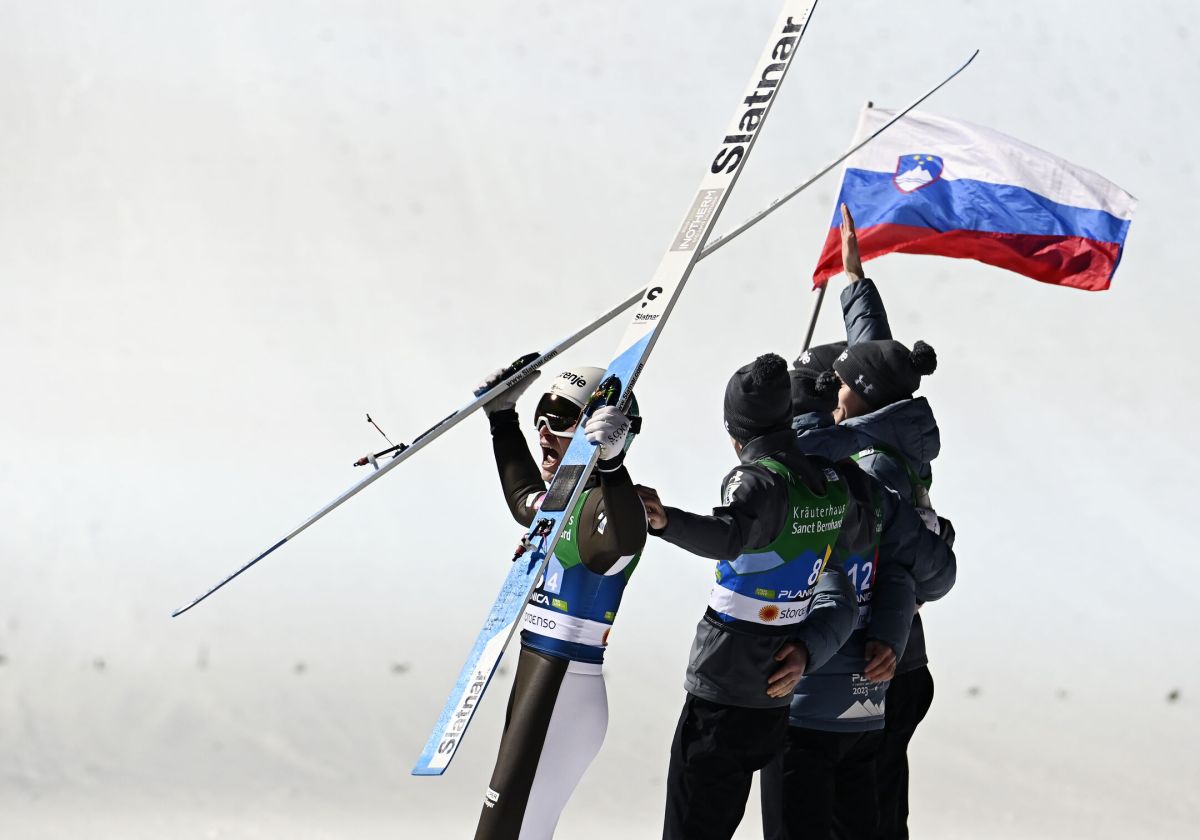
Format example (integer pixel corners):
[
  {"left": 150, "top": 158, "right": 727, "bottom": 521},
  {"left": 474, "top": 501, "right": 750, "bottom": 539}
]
[
  {"left": 533, "top": 393, "right": 643, "bottom": 439},
  {"left": 533, "top": 393, "right": 584, "bottom": 437}
]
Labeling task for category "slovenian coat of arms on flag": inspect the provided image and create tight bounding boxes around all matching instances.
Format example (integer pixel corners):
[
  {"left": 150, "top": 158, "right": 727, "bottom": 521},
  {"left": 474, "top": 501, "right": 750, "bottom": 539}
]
[
  {"left": 894, "top": 154, "right": 944, "bottom": 193},
  {"left": 813, "top": 108, "right": 1137, "bottom": 291}
]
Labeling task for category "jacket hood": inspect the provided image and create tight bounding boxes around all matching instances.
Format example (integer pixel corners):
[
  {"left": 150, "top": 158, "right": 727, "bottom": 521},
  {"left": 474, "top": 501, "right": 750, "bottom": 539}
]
[
  {"left": 794, "top": 397, "right": 939, "bottom": 472},
  {"left": 791, "top": 411, "right": 835, "bottom": 434},
  {"left": 840, "top": 396, "right": 940, "bottom": 470}
]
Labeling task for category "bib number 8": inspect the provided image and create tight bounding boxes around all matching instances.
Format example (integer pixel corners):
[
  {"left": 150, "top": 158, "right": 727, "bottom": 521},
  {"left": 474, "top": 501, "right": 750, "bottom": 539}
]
[{"left": 807, "top": 558, "right": 824, "bottom": 587}]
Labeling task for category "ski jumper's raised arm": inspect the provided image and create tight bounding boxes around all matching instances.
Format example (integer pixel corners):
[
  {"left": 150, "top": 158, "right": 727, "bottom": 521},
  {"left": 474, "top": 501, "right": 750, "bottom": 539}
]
[
  {"left": 840, "top": 277, "right": 894, "bottom": 344},
  {"left": 655, "top": 463, "right": 789, "bottom": 560},
  {"left": 489, "top": 408, "right": 545, "bottom": 527},
  {"left": 574, "top": 465, "right": 648, "bottom": 574}
]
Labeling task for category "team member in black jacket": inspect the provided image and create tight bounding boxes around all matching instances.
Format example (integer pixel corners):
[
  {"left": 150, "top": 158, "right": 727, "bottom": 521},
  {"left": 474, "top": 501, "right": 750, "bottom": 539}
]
[{"left": 637, "top": 354, "right": 872, "bottom": 840}]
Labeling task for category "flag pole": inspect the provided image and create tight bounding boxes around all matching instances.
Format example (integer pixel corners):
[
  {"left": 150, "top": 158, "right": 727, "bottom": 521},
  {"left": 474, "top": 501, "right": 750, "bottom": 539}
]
[
  {"left": 800, "top": 100, "right": 875, "bottom": 351},
  {"left": 800, "top": 283, "right": 827, "bottom": 351}
]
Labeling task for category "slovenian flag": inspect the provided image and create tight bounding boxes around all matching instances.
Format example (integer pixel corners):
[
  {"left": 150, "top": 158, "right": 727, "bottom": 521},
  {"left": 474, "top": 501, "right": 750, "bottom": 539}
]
[{"left": 812, "top": 107, "right": 1137, "bottom": 291}]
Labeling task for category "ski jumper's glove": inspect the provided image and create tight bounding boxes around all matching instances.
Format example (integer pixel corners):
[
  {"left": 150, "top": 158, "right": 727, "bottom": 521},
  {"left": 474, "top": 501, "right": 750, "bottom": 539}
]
[
  {"left": 477, "top": 366, "right": 540, "bottom": 416},
  {"left": 585, "top": 405, "right": 633, "bottom": 472}
]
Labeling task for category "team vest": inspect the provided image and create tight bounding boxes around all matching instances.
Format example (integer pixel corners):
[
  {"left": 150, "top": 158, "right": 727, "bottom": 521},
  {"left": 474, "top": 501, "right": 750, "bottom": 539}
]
[
  {"left": 707, "top": 458, "right": 849, "bottom": 634},
  {"left": 521, "top": 488, "right": 641, "bottom": 664}
]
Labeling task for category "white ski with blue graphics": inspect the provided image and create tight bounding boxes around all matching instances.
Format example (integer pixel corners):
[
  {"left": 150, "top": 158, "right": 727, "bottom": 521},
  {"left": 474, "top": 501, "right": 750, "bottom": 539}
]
[{"left": 412, "top": 0, "right": 821, "bottom": 776}]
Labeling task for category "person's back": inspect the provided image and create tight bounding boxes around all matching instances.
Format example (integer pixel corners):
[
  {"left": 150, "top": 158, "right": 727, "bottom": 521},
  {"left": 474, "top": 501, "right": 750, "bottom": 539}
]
[{"left": 636, "top": 354, "right": 870, "bottom": 840}]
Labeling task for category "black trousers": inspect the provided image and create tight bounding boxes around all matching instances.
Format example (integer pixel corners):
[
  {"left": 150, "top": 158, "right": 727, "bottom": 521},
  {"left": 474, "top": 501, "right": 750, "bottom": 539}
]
[
  {"left": 760, "top": 727, "right": 885, "bottom": 840},
  {"left": 874, "top": 666, "right": 935, "bottom": 840},
  {"left": 663, "top": 694, "right": 789, "bottom": 840}
]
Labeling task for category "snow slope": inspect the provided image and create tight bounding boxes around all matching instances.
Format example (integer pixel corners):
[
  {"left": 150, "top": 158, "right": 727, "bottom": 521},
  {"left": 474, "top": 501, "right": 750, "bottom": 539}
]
[{"left": 1, "top": 1, "right": 1197, "bottom": 837}]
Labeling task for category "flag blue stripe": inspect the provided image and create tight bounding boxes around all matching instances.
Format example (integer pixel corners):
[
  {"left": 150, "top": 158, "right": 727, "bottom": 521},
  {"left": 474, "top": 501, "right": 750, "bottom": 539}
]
[{"left": 831, "top": 168, "right": 1132, "bottom": 244}]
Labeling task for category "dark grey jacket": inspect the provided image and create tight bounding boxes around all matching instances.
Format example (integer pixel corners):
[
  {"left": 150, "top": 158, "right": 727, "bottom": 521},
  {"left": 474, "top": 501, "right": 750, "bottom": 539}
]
[
  {"left": 787, "top": 409, "right": 957, "bottom": 726},
  {"left": 797, "top": 277, "right": 948, "bottom": 673},
  {"left": 790, "top": 410, "right": 950, "bottom": 630},
  {"left": 652, "top": 429, "right": 869, "bottom": 709}
]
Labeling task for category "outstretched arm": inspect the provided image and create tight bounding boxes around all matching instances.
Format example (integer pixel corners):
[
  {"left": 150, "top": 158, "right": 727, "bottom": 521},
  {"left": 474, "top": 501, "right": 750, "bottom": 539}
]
[
  {"left": 637, "top": 465, "right": 788, "bottom": 561},
  {"left": 837, "top": 204, "right": 893, "bottom": 344}
]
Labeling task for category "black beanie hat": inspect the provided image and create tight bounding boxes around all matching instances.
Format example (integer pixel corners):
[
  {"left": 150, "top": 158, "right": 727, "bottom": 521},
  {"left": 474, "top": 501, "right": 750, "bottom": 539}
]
[
  {"left": 724, "top": 353, "right": 793, "bottom": 444},
  {"left": 832, "top": 339, "right": 937, "bottom": 409},
  {"left": 790, "top": 341, "right": 846, "bottom": 416}
]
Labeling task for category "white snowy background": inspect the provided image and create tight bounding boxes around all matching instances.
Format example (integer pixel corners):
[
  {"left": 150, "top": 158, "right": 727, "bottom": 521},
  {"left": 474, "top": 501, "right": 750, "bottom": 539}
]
[{"left": 2, "top": 1, "right": 1197, "bottom": 837}]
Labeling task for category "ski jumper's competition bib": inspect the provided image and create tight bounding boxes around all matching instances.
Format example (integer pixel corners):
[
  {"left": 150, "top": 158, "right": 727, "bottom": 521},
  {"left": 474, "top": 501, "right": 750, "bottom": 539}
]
[
  {"left": 521, "top": 488, "right": 641, "bottom": 664},
  {"left": 708, "top": 458, "right": 848, "bottom": 632}
]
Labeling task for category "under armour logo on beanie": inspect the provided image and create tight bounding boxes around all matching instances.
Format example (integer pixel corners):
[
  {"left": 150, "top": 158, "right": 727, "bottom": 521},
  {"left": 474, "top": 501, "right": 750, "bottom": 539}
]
[
  {"left": 833, "top": 339, "right": 937, "bottom": 409},
  {"left": 724, "top": 353, "right": 793, "bottom": 444}
]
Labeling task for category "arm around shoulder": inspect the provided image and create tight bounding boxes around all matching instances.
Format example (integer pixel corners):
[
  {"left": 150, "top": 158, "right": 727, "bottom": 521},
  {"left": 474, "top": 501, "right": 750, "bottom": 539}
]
[{"left": 791, "top": 560, "right": 857, "bottom": 672}]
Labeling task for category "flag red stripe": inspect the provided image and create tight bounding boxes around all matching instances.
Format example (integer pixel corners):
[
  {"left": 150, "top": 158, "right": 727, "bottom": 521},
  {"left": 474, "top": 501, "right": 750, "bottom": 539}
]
[{"left": 812, "top": 223, "right": 1122, "bottom": 292}]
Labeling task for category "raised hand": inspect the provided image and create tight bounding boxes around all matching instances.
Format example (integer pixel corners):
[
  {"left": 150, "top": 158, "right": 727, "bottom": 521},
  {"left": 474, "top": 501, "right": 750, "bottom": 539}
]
[
  {"left": 840, "top": 203, "right": 865, "bottom": 282},
  {"left": 476, "top": 365, "right": 541, "bottom": 415}
]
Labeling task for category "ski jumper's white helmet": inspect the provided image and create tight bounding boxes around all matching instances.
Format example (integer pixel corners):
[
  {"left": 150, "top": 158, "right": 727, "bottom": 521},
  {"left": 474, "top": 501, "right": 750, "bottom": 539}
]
[
  {"left": 534, "top": 366, "right": 606, "bottom": 436},
  {"left": 534, "top": 366, "right": 641, "bottom": 454}
]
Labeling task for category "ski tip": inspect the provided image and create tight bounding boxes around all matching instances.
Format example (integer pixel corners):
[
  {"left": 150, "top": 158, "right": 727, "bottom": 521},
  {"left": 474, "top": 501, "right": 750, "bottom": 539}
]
[{"left": 410, "top": 765, "right": 446, "bottom": 777}]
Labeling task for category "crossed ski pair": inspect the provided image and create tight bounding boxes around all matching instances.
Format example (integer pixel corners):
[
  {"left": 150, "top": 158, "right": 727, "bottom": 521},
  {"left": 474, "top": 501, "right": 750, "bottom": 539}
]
[{"left": 168, "top": 0, "right": 977, "bottom": 778}]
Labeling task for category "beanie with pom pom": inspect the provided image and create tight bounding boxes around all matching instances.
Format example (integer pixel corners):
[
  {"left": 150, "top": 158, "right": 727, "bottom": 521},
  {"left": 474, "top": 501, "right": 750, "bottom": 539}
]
[
  {"left": 724, "top": 353, "right": 793, "bottom": 443},
  {"left": 789, "top": 341, "right": 846, "bottom": 416},
  {"left": 832, "top": 338, "right": 937, "bottom": 410}
]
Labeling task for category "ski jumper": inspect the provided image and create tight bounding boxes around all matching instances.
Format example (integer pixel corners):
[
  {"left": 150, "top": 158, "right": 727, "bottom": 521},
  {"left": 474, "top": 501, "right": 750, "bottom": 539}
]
[{"left": 475, "top": 408, "right": 645, "bottom": 840}]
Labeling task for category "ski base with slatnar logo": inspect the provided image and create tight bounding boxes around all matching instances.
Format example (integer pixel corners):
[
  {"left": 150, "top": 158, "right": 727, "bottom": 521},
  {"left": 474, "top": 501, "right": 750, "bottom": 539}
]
[{"left": 412, "top": 0, "right": 821, "bottom": 776}]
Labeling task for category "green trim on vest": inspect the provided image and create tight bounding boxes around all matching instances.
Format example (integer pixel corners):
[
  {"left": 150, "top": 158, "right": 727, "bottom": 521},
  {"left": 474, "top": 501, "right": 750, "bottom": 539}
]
[
  {"left": 548, "top": 488, "right": 641, "bottom": 581},
  {"left": 748, "top": 457, "right": 849, "bottom": 578}
]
